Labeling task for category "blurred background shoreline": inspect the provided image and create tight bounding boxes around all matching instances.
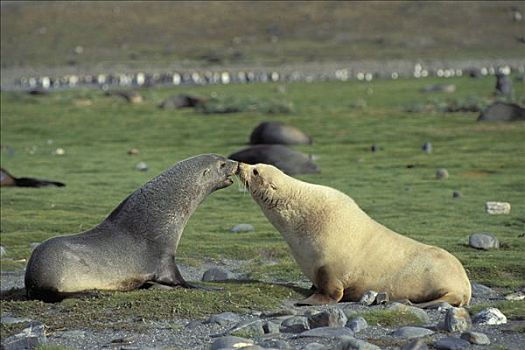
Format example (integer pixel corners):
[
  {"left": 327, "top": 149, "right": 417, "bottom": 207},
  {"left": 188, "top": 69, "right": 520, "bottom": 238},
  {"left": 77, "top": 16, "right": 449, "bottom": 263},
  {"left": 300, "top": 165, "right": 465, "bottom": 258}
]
[{"left": 2, "top": 1, "right": 524, "bottom": 90}]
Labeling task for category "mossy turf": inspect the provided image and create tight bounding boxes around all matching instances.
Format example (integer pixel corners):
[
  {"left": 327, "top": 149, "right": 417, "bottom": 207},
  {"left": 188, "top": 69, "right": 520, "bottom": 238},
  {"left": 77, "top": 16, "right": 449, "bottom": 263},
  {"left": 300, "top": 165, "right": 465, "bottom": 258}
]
[{"left": 1, "top": 76, "right": 524, "bottom": 336}]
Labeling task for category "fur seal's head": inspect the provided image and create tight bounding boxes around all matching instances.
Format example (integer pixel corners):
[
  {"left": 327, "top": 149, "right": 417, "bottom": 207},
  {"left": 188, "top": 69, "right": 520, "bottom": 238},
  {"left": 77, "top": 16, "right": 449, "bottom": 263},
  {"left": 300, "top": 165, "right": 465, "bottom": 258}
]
[
  {"left": 237, "top": 162, "right": 288, "bottom": 208},
  {"left": 192, "top": 154, "right": 238, "bottom": 191}
]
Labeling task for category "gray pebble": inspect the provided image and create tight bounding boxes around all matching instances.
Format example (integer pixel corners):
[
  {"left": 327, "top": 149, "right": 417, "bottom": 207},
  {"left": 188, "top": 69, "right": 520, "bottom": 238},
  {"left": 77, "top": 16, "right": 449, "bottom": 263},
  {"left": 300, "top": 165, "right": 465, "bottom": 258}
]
[
  {"left": 468, "top": 233, "right": 499, "bottom": 250},
  {"left": 375, "top": 291, "right": 389, "bottom": 304},
  {"left": 434, "top": 337, "right": 470, "bottom": 350},
  {"left": 388, "top": 302, "right": 430, "bottom": 324},
  {"left": 452, "top": 191, "right": 462, "bottom": 198},
  {"left": 263, "top": 320, "right": 282, "bottom": 334},
  {"left": 207, "top": 312, "right": 241, "bottom": 326},
  {"left": 473, "top": 308, "right": 507, "bottom": 325},
  {"left": 135, "top": 161, "right": 148, "bottom": 171},
  {"left": 230, "top": 320, "right": 265, "bottom": 337},
  {"left": 334, "top": 336, "right": 381, "bottom": 350},
  {"left": 460, "top": 331, "right": 490, "bottom": 345},
  {"left": 485, "top": 201, "right": 511, "bottom": 215},
  {"left": 308, "top": 308, "right": 348, "bottom": 328},
  {"left": 202, "top": 267, "right": 232, "bottom": 282},
  {"left": 211, "top": 336, "right": 254, "bottom": 350},
  {"left": 470, "top": 283, "right": 499, "bottom": 299},
  {"left": 1, "top": 321, "right": 47, "bottom": 350},
  {"left": 261, "top": 308, "right": 297, "bottom": 317},
  {"left": 436, "top": 168, "right": 449, "bottom": 179},
  {"left": 280, "top": 316, "right": 310, "bottom": 333},
  {"left": 392, "top": 326, "right": 434, "bottom": 339},
  {"left": 504, "top": 291, "right": 525, "bottom": 301},
  {"left": 296, "top": 327, "right": 354, "bottom": 339},
  {"left": 346, "top": 316, "right": 368, "bottom": 333},
  {"left": 401, "top": 339, "right": 429, "bottom": 350},
  {"left": 444, "top": 307, "right": 471, "bottom": 332},
  {"left": 1, "top": 316, "right": 32, "bottom": 324},
  {"left": 56, "top": 330, "right": 87, "bottom": 339},
  {"left": 422, "top": 142, "right": 432, "bottom": 154},
  {"left": 301, "top": 343, "right": 326, "bottom": 350},
  {"left": 230, "top": 224, "right": 255, "bottom": 233},
  {"left": 359, "top": 290, "right": 378, "bottom": 306},
  {"left": 0, "top": 245, "right": 5, "bottom": 257},
  {"left": 259, "top": 339, "right": 292, "bottom": 349}
]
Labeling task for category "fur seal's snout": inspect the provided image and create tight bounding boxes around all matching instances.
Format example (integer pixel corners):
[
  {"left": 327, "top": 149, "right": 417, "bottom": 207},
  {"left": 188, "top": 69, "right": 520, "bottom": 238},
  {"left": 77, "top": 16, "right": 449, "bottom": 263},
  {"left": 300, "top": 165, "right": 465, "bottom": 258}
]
[{"left": 220, "top": 159, "right": 238, "bottom": 188}]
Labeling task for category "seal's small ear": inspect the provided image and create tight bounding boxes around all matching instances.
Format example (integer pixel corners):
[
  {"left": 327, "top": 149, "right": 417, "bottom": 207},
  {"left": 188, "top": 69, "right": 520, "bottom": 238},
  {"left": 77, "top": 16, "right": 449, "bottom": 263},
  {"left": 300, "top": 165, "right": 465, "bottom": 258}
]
[
  {"left": 202, "top": 168, "right": 210, "bottom": 176},
  {"left": 270, "top": 183, "right": 278, "bottom": 190}
]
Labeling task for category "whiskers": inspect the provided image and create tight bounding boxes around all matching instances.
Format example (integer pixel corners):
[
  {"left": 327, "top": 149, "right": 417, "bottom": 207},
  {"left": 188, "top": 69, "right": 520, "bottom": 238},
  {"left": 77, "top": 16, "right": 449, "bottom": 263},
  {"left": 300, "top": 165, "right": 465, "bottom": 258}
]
[{"left": 236, "top": 174, "right": 249, "bottom": 196}]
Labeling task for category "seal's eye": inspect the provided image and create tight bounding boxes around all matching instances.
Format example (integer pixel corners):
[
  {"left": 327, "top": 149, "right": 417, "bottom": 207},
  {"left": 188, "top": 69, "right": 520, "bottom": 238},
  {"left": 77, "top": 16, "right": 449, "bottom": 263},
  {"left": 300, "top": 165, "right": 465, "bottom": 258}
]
[
  {"left": 253, "top": 169, "right": 259, "bottom": 176},
  {"left": 219, "top": 162, "right": 226, "bottom": 168}
]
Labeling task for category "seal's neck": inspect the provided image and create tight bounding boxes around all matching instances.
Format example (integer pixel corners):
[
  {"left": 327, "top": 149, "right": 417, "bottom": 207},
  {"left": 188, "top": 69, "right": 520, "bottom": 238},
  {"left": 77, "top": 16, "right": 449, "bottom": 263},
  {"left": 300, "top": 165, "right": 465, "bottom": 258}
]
[{"left": 107, "top": 168, "right": 210, "bottom": 249}]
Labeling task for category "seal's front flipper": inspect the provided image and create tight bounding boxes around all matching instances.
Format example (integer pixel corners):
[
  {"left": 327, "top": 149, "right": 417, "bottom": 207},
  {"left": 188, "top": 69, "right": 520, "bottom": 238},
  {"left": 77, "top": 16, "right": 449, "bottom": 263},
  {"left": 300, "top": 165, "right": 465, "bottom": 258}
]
[{"left": 296, "top": 293, "right": 338, "bottom": 306}]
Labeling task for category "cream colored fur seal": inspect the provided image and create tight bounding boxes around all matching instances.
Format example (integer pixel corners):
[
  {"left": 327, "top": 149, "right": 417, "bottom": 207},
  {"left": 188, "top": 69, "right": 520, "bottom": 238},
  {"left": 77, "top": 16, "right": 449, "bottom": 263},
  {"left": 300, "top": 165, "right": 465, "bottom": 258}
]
[{"left": 238, "top": 163, "right": 471, "bottom": 307}]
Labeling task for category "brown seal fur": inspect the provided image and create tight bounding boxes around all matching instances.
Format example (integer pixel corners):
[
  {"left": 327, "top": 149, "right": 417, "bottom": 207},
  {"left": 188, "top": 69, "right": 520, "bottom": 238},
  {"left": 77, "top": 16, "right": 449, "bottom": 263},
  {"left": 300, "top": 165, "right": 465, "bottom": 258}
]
[{"left": 238, "top": 163, "right": 471, "bottom": 307}]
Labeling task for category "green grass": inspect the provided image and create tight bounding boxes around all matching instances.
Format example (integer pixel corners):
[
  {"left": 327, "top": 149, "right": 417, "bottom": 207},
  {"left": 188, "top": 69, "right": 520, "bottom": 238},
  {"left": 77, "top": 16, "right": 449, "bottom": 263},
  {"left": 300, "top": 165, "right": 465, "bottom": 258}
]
[{"left": 1, "top": 76, "right": 525, "bottom": 336}]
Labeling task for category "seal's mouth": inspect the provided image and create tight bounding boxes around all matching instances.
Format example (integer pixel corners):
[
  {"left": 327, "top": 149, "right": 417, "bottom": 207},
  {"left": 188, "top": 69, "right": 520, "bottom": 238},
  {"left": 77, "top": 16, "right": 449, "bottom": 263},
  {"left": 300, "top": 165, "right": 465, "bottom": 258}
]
[{"left": 221, "top": 160, "right": 239, "bottom": 188}]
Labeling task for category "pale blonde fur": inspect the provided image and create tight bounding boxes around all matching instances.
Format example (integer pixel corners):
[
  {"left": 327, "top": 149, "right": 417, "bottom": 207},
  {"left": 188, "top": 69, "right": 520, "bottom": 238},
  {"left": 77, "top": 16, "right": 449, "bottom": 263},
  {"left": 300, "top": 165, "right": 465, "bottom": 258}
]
[{"left": 238, "top": 163, "right": 471, "bottom": 307}]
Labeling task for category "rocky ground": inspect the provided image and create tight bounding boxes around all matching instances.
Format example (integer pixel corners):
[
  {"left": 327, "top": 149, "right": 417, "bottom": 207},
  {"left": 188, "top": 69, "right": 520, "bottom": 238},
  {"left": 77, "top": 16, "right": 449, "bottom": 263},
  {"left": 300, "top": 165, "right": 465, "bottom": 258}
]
[{"left": 1, "top": 260, "right": 524, "bottom": 350}]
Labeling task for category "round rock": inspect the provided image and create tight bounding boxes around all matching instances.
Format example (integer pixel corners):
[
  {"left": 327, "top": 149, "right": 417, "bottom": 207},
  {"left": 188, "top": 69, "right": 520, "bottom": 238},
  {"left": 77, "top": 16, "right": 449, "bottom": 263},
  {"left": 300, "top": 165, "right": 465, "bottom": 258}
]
[
  {"left": 335, "top": 336, "right": 381, "bottom": 350},
  {"left": 280, "top": 316, "right": 310, "bottom": 333},
  {"left": 434, "top": 337, "right": 470, "bottom": 350},
  {"left": 468, "top": 233, "right": 499, "bottom": 250},
  {"left": 229, "top": 224, "right": 255, "bottom": 233},
  {"left": 421, "top": 142, "right": 432, "bottom": 154},
  {"left": 473, "top": 308, "right": 507, "bottom": 325},
  {"left": 207, "top": 312, "right": 241, "bottom": 326},
  {"left": 388, "top": 302, "right": 430, "bottom": 324},
  {"left": 346, "top": 316, "right": 368, "bottom": 333},
  {"left": 401, "top": 339, "right": 429, "bottom": 350},
  {"left": 135, "top": 161, "right": 148, "bottom": 171},
  {"left": 202, "top": 267, "right": 232, "bottom": 282},
  {"left": 301, "top": 343, "right": 326, "bottom": 350},
  {"left": 471, "top": 283, "right": 499, "bottom": 298},
  {"left": 460, "top": 331, "right": 490, "bottom": 345},
  {"left": 444, "top": 307, "right": 471, "bottom": 332},
  {"left": 308, "top": 308, "right": 348, "bottom": 328},
  {"left": 211, "top": 336, "right": 254, "bottom": 350},
  {"left": 435, "top": 168, "right": 449, "bottom": 180},
  {"left": 297, "top": 327, "right": 354, "bottom": 339},
  {"left": 392, "top": 326, "right": 434, "bottom": 339},
  {"left": 359, "top": 290, "right": 378, "bottom": 306}
]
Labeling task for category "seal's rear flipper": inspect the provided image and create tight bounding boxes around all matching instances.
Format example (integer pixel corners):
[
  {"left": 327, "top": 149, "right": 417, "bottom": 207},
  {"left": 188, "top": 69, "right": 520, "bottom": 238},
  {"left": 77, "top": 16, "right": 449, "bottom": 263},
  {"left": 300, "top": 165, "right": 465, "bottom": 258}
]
[{"left": 412, "top": 292, "right": 469, "bottom": 309}]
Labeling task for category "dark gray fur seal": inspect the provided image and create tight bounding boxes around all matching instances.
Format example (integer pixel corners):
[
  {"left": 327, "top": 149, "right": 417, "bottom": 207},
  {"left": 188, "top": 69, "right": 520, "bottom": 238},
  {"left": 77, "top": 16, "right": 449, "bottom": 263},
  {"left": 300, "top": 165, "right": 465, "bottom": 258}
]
[
  {"left": 229, "top": 145, "right": 319, "bottom": 175},
  {"left": 477, "top": 102, "right": 525, "bottom": 122},
  {"left": 1, "top": 168, "right": 65, "bottom": 188},
  {"left": 25, "top": 154, "right": 238, "bottom": 302},
  {"left": 159, "top": 94, "right": 205, "bottom": 109},
  {"left": 249, "top": 121, "right": 312, "bottom": 145}
]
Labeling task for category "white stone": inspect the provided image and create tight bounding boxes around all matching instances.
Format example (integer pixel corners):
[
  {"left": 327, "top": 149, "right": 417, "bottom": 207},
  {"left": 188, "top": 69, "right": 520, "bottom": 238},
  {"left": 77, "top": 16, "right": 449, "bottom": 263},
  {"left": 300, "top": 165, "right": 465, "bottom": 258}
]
[
  {"left": 485, "top": 202, "right": 511, "bottom": 215},
  {"left": 473, "top": 308, "right": 507, "bottom": 325}
]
